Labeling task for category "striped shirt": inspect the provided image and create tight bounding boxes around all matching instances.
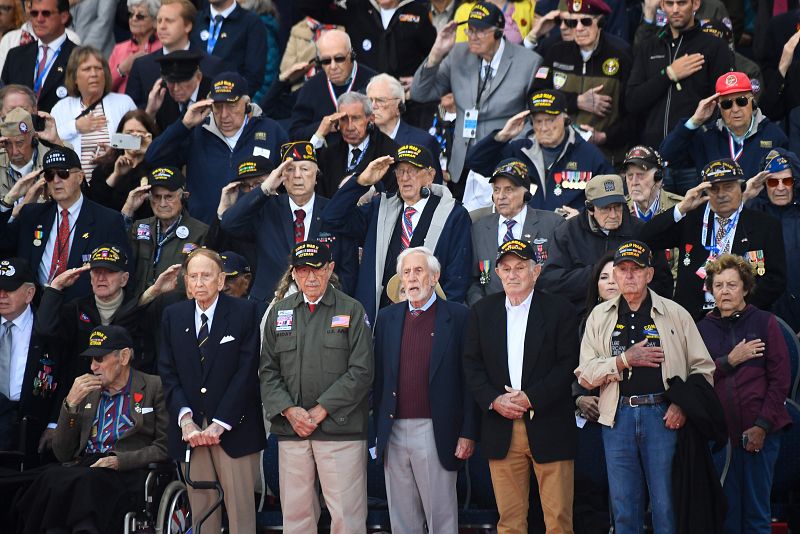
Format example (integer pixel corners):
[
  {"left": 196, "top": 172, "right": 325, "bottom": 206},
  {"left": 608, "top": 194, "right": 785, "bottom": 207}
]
[
  {"left": 79, "top": 104, "right": 110, "bottom": 182},
  {"left": 85, "top": 374, "right": 134, "bottom": 454}
]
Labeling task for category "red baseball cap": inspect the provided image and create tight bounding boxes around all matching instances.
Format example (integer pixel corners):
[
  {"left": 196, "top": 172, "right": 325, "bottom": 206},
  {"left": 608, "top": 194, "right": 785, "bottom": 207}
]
[{"left": 715, "top": 72, "right": 752, "bottom": 96}]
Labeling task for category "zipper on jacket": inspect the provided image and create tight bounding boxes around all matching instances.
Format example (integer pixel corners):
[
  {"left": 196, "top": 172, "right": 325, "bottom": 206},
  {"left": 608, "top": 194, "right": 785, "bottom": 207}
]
[{"left": 663, "top": 36, "right": 684, "bottom": 140}]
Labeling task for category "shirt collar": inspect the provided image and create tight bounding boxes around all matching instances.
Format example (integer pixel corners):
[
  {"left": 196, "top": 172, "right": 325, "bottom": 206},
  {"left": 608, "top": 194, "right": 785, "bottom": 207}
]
[
  {"left": 408, "top": 291, "right": 437, "bottom": 313},
  {"left": 499, "top": 208, "right": 526, "bottom": 228},
  {"left": 1, "top": 304, "right": 33, "bottom": 330},
  {"left": 431, "top": 0, "right": 455, "bottom": 16},
  {"left": 505, "top": 287, "right": 534, "bottom": 311},
  {"left": 210, "top": 1, "right": 237, "bottom": 19},
  {"left": 405, "top": 195, "right": 429, "bottom": 213},
  {"left": 59, "top": 193, "right": 84, "bottom": 218},
  {"left": 195, "top": 295, "right": 219, "bottom": 322},
  {"left": 289, "top": 193, "right": 315, "bottom": 214},
  {"left": 349, "top": 136, "right": 369, "bottom": 153},
  {"left": 482, "top": 38, "right": 505, "bottom": 74},
  {"left": 618, "top": 293, "right": 653, "bottom": 316},
  {"left": 39, "top": 32, "right": 67, "bottom": 50},
  {"left": 162, "top": 41, "right": 191, "bottom": 54},
  {"left": 303, "top": 292, "right": 324, "bottom": 305},
  {"left": 388, "top": 118, "right": 401, "bottom": 139}
]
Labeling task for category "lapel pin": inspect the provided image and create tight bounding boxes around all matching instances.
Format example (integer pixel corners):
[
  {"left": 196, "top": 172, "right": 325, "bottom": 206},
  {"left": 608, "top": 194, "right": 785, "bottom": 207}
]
[{"left": 81, "top": 232, "right": 89, "bottom": 238}]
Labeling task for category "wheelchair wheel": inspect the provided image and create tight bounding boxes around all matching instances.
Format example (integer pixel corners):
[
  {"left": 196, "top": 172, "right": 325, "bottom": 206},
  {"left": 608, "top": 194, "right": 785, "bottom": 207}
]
[{"left": 156, "top": 480, "right": 192, "bottom": 534}]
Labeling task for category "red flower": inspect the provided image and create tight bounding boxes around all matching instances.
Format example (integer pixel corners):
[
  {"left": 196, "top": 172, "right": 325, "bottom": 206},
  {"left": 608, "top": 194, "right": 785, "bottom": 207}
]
[{"left": 133, "top": 392, "right": 143, "bottom": 404}]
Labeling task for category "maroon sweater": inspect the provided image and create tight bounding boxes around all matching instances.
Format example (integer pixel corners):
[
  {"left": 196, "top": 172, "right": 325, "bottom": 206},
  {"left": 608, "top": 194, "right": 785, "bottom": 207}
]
[{"left": 396, "top": 301, "right": 437, "bottom": 419}]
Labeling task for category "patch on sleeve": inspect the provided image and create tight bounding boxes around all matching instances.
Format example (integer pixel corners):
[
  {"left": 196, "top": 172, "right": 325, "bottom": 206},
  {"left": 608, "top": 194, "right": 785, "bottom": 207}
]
[{"left": 535, "top": 66, "right": 550, "bottom": 79}]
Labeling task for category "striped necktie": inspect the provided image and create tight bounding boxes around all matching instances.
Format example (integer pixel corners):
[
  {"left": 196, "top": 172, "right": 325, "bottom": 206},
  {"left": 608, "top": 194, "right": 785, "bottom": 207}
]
[
  {"left": 401, "top": 207, "right": 416, "bottom": 250},
  {"left": 198, "top": 313, "right": 209, "bottom": 368},
  {"left": 503, "top": 219, "right": 516, "bottom": 243}
]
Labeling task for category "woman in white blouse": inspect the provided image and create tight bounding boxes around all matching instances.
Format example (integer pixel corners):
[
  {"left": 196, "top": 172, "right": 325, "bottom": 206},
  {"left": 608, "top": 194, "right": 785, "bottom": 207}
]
[{"left": 51, "top": 46, "right": 136, "bottom": 182}]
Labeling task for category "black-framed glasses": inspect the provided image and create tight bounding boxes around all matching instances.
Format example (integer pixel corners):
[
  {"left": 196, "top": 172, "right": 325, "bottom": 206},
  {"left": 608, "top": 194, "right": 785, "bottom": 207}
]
[
  {"left": 29, "top": 9, "right": 54, "bottom": 18},
  {"left": 767, "top": 177, "right": 794, "bottom": 188},
  {"left": 128, "top": 12, "right": 148, "bottom": 20},
  {"left": 563, "top": 17, "right": 595, "bottom": 28},
  {"left": 318, "top": 55, "right": 348, "bottom": 66},
  {"left": 43, "top": 169, "right": 78, "bottom": 182},
  {"left": 719, "top": 96, "right": 750, "bottom": 110}
]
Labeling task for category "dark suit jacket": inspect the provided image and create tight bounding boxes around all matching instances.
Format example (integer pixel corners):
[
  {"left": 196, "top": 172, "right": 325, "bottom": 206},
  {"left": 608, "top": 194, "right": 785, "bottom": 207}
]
[
  {"left": 125, "top": 45, "right": 224, "bottom": 108},
  {"left": 159, "top": 293, "right": 266, "bottom": 459},
  {"left": 639, "top": 206, "right": 787, "bottom": 320},
  {"left": 316, "top": 127, "right": 399, "bottom": 198},
  {"left": 394, "top": 120, "right": 443, "bottom": 184},
  {"left": 153, "top": 75, "right": 215, "bottom": 132},
  {"left": 373, "top": 299, "right": 479, "bottom": 471},
  {"left": 462, "top": 290, "right": 579, "bottom": 463},
  {"left": 0, "top": 38, "right": 76, "bottom": 113},
  {"left": 220, "top": 190, "right": 357, "bottom": 301},
  {"left": 51, "top": 368, "right": 169, "bottom": 470},
  {"left": 0, "top": 197, "right": 132, "bottom": 302}
]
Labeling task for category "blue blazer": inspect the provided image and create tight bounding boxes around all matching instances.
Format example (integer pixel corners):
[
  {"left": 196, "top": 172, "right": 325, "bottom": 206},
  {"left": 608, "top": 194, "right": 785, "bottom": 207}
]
[
  {"left": 158, "top": 293, "right": 266, "bottom": 459},
  {"left": 395, "top": 120, "right": 444, "bottom": 184},
  {"left": 220, "top": 189, "right": 358, "bottom": 301},
  {"left": 373, "top": 299, "right": 479, "bottom": 471},
  {"left": 0, "top": 198, "right": 131, "bottom": 302}
]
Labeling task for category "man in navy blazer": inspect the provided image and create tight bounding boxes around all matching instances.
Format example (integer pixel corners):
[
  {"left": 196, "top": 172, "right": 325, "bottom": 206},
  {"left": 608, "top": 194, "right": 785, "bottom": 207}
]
[
  {"left": 0, "top": 147, "right": 130, "bottom": 302},
  {"left": 158, "top": 248, "right": 265, "bottom": 534},
  {"left": 373, "top": 246, "right": 479, "bottom": 532},
  {"left": 220, "top": 144, "right": 358, "bottom": 306}
]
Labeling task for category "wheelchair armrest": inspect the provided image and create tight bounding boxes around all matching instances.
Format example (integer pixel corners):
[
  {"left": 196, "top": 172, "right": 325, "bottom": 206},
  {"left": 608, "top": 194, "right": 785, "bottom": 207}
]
[
  {"left": 147, "top": 461, "right": 177, "bottom": 472},
  {"left": 0, "top": 451, "right": 25, "bottom": 460}
]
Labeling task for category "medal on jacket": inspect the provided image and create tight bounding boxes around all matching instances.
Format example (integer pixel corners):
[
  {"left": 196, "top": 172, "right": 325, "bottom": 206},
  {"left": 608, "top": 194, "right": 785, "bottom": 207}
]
[
  {"left": 749, "top": 250, "right": 766, "bottom": 275},
  {"left": 553, "top": 172, "right": 563, "bottom": 196},
  {"left": 479, "top": 260, "right": 491, "bottom": 285},
  {"left": 133, "top": 392, "right": 143, "bottom": 413},
  {"left": 683, "top": 243, "right": 692, "bottom": 266}
]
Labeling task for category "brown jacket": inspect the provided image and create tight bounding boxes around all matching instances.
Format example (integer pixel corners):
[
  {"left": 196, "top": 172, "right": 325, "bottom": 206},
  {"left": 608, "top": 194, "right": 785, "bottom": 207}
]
[{"left": 52, "top": 368, "right": 169, "bottom": 471}]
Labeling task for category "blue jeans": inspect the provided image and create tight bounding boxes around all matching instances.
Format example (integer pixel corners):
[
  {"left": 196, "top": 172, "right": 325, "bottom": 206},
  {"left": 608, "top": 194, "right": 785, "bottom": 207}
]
[
  {"left": 723, "top": 432, "right": 780, "bottom": 534},
  {"left": 602, "top": 401, "right": 677, "bottom": 534}
]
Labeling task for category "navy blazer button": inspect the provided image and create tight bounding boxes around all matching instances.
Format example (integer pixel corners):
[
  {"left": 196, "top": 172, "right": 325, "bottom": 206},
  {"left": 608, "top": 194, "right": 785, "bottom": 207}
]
[
  {"left": 389, "top": 414, "right": 394, "bottom": 419},
  {"left": 200, "top": 387, "right": 207, "bottom": 393}
]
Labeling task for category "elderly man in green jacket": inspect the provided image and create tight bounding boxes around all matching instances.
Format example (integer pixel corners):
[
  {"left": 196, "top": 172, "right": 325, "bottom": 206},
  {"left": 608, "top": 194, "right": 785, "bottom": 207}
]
[{"left": 261, "top": 239, "right": 374, "bottom": 534}]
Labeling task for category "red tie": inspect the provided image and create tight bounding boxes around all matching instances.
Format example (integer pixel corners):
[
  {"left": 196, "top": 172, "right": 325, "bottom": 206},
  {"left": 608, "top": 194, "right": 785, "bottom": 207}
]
[
  {"left": 36, "top": 45, "right": 48, "bottom": 97},
  {"left": 48, "top": 209, "right": 70, "bottom": 281},
  {"left": 401, "top": 207, "right": 416, "bottom": 250},
  {"left": 308, "top": 303, "right": 316, "bottom": 313},
  {"left": 294, "top": 209, "right": 306, "bottom": 244}
]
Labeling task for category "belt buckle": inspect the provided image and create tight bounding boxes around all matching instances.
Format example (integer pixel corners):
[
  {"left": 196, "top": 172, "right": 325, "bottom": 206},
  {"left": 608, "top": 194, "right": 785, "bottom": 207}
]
[{"left": 628, "top": 395, "right": 641, "bottom": 407}]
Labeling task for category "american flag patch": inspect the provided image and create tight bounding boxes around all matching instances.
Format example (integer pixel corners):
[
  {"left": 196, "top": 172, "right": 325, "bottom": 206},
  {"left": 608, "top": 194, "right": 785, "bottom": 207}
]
[
  {"left": 535, "top": 67, "right": 549, "bottom": 79},
  {"left": 330, "top": 315, "right": 350, "bottom": 328}
]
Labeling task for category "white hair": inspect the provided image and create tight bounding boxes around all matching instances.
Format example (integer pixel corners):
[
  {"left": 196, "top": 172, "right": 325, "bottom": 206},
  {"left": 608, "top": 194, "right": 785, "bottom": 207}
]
[
  {"left": 396, "top": 246, "right": 441, "bottom": 276},
  {"left": 127, "top": 0, "right": 160, "bottom": 18},
  {"left": 337, "top": 91, "right": 373, "bottom": 116},
  {"left": 367, "top": 73, "right": 405, "bottom": 103}
]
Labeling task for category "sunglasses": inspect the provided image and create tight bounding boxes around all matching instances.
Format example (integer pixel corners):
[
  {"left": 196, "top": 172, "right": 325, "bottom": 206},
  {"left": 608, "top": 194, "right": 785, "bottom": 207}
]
[
  {"left": 767, "top": 177, "right": 794, "bottom": 188},
  {"left": 43, "top": 169, "right": 78, "bottom": 181},
  {"left": 719, "top": 96, "right": 750, "bottom": 110},
  {"left": 128, "top": 12, "right": 148, "bottom": 20},
  {"left": 29, "top": 9, "right": 54, "bottom": 18},
  {"left": 563, "top": 17, "right": 595, "bottom": 28},
  {"left": 318, "top": 55, "right": 348, "bottom": 66}
]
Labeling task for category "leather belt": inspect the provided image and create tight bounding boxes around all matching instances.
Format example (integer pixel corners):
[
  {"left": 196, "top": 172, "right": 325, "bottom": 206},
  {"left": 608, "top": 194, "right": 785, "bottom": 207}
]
[{"left": 621, "top": 393, "right": 667, "bottom": 407}]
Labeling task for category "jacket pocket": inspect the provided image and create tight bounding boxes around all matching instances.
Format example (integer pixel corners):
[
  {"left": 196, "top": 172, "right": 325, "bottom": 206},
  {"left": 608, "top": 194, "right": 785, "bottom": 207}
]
[{"left": 322, "top": 334, "right": 350, "bottom": 374}]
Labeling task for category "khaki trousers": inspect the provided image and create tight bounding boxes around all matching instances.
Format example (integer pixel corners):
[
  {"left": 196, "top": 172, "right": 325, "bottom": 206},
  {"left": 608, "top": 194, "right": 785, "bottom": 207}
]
[
  {"left": 278, "top": 439, "right": 367, "bottom": 534},
  {"left": 488, "top": 419, "right": 574, "bottom": 534},
  {"left": 182, "top": 445, "right": 259, "bottom": 534}
]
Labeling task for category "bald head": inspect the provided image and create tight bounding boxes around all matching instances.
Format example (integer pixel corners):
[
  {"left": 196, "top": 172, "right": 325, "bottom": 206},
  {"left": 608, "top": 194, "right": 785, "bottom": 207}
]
[{"left": 316, "top": 30, "right": 354, "bottom": 85}]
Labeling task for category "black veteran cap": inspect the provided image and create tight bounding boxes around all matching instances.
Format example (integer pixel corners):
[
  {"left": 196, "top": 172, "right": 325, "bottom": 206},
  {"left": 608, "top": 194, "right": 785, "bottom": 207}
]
[
  {"left": 497, "top": 239, "right": 535, "bottom": 262},
  {"left": 614, "top": 240, "right": 653, "bottom": 268},
  {"left": 209, "top": 72, "right": 249, "bottom": 103},
  {"left": 701, "top": 18, "right": 733, "bottom": 43},
  {"left": 155, "top": 50, "right": 203, "bottom": 83},
  {"left": 291, "top": 240, "right": 331, "bottom": 268},
  {"left": 148, "top": 166, "right": 186, "bottom": 190},
  {"left": 81, "top": 325, "right": 134, "bottom": 358},
  {"left": 701, "top": 158, "right": 744, "bottom": 183},
  {"left": 234, "top": 156, "right": 274, "bottom": 181},
  {"left": 396, "top": 144, "right": 434, "bottom": 169},
  {"left": 622, "top": 145, "right": 663, "bottom": 172},
  {"left": 89, "top": 244, "right": 127, "bottom": 272},
  {"left": 528, "top": 89, "right": 567, "bottom": 115},
  {"left": 221, "top": 250, "right": 251, "bottom": 277},
  {"left": 281, "top": 141, "right": 317, "bottom": 163},
  {"left": 464, "top": 1, "right": 505, "bottom": 30},
  {"left": 43, "top": 146, "right": 81, "bottom": 170},
  {"left": 490, "top": 158, "right": 530, "bottom": 188},
  {"left": 586, "top": 174, "right": 626, "bottom": 207},
  {"left": 0, "top": 258, "right": 34, "bottom": 291}
]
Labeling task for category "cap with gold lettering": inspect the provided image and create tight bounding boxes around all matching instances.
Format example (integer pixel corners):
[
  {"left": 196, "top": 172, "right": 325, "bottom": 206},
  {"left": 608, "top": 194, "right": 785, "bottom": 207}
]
[
  {"left": 209, "top": 72, "right": 249, "bottom": 102},
  {"left": 234, "top": 156, "right": 274, "bottom": 182},
  {"left": 280, "top": 141, "right": 317, "bottom": 163},
  {"left": 701, "top": 158, "right": 744, "bottom": 183},
  {"left": 496, "top": 239, "right": 535, "bottom": 262},
  {"left": 528, "top": 89, "right": 567, "bottom": 115},
  {"left": 395, "top": 144, "right": 434, "bottom": 169},
  {"left": 613, "top": 240, "right": 653, "bottom": 268},
  {"left": 291, "top": 240, "right": 331, "bottom": 268},
  {"left": 80, "top": 325, "right": 134, "bottom": 358},
  {"left": 147, "top": 166, "right": 186, "bottom": 191},
  {"left": 89, "top": 244, "right": 128, "bottom": 272}
]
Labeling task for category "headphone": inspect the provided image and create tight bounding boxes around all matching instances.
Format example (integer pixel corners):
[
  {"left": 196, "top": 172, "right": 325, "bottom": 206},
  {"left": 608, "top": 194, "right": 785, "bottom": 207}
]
[
  {"left": 596, "top": 15, "right": 606, "bottom": 28},
  {"left": 420, "top": 186, "right": 431, "bottom": 198},
  {"left": 398, "top": 99, "right": 406, "bottom": 114},
  {"left": 585, "top": 200, "right": 594, "bottom": 211},
  {"left": 494, "top": 28, "right": 503, "bottom": 39},
  {"left": 652, "top": 150, "right": 665, "bottom": 182},
  {"left": 523, "top": 190, "right": 532, "bottom": 202}
]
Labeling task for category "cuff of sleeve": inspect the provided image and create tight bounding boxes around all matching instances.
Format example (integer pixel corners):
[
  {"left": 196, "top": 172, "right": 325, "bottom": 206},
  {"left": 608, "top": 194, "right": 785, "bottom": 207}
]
[
  {"left": 754, "top": 417, "right": 773, "bottom": 433},
  {"left": 211, "top": 418, "right": 232, "bottom": 431},
  {"left": 47, "top": 422, "right": 57, "bottom": 429},
  {"left": 310, "top": 134, "right": 325, "bottom": 149},
  {"left": 684, "top": 118, "right": 700, "bottom": 130},
  {"left": 178, "top": 407, "right": 192, "bottom": 427},
  {"left": 718, "top": 356, "right": 736, "bottom": 375},
  {"left": 673, "top": 205, "right": 685, "bottom": 222}
]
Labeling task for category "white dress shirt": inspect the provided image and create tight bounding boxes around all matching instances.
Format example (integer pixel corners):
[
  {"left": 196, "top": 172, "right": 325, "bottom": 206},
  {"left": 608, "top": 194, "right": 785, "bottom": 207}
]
[
  {"left": 289, "top": 194, "right": 316, "bottom": 242},
  {"left": 346, "top": 137, "right": 370, "bottom": 168},
  {"left": 2, "top": 305, "right": 33, "bottom": 401},
  {"left": 38, "top": 195, "right": 84, "bottom": 286},
  {"left": 35, "top": 32, "right": 68, "bottom": 86},
  {"left": 481, "top": 38, "right": 505, "bottom": 81},
  {"left": 403, "top": 196, "right": 429, "bottom": 232},
  {"left": 210, "top": 1, "right": 237, "bottom": 19},
  {"left": 505, "top": 288, "right": 533, "bottom": 390},
  {"left": 497, "top": 208, "right": 527, "bottom": 246}
]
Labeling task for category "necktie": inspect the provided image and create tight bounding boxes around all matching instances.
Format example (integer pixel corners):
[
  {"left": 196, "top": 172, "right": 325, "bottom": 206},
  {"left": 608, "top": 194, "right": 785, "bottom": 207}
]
[
  {"left": 773, "top": 0, "right": 788, "bottom": 15},
  {"left": 48, "top": 208, "right": 70, "bottom": 281},
  {"left": 349, "top": 147, "right": 362, "bottom": 170},
  {"left": 715, "top": 216, "right": 730, "bottom": 253},
  {"left": 198, "top": 313, "right": 209, "bottom": 367},
  {"left": 294, "top": 209, "right": 306, "bottom": 243},
  {"left": 410, "top": 308, "right": 421, "bottom": 318},
  {"left": 401, "top": 207, "right": 416, "bottom": 250},
  {"left": 503, "top": 219, "right": 516, "bottom": 243},
  {"left": 0, "top": 322, "right": 13, "bottom": 399},
  {"left": 207, "top": 14, "right": 224, "bottom": 54},
  {"left": 483, "top": 64, "right": 493, "bottom": 81},
  {"left": 308, "top": 303, "right": 316, "bottom": 313},
  {"left": 36, "top": 45, "right": 48, "bottom": 96}
]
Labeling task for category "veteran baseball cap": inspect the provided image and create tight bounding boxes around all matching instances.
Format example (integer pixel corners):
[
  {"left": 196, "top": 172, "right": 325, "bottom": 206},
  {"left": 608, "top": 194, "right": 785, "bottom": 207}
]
[
  {"left": 209, "top": 72, "right": 249, "bottom": 103},
  {"left": 715, "top": 72, "right": 752, "bottom": 96},
  {"left": 568, "top": 0, "right": 612, "bottom": 15},
  {"left": 281, "top": 141, "right": 318, "bottom": 163},
  {"left": 762, "top": 150, "right": 792, "bottom": 174},
  {"left": 490, "top": 158, "right": 530, "bottom": 188},
  {"left": 234, "top": 156, "right": 274, "bottom": 182},
  {"left": 701, "top": 19, "right": 733, "bottom": 44},
  {"left": 89, "top": 244, "right": 128, "bottom": 272},
  {"left": 81, "top": 325, "right": 134, "bottom": 358},
  {"left": 463, "top": 1, "right": 505, "bottom": 30},
  {"left": 42, "top": 146, "right": 81, "bottom": 170},
  {"left": 622, "top": 146, "right": 663, "bottom": 173},
  {"left": 0, "top": 108, "right": 34, "bottom": 138},
  {"left": 291, "top": 240, "right": 331, "bottom": 268},
  {"left": 0, "top": 258, "right": 35, "bottom": 291},
  {"left": 528, "top": 89, "right": 567, "bottom": 115},
  {"left": 614, "top": 240, "right": 653, "bottom": 268},
  {"left": 496, "top": 239, "right": 535, "bottom": 262},
  {"left": 701, "top": 158, "right": 744, "bottom": 183},
  {"left": 586, "top": 174, "right": 626, "bottom": 207},
  {"left": 147, "top": 166, "right": 186, "bottom": 191},
  {"left": 221, "top": 251, "right": 251, "bottom": 277},
  {"left": 395, "top": 144, "right": 434, "bottom": 169}
]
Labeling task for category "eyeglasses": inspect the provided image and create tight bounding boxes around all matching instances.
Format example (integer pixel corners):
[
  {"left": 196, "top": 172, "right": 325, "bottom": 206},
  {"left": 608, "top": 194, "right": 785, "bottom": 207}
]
[
  {"left": 29, "top": 9, "right": 54, "bottom": 18},
  {"left": 128, "top": 12, "right": 148, "bottom": 20},
  {"left": 465, "top": 27, "right": 495, "bottom": 38},
  {"left": 369, "top": 97, "right": 399, "bottom": 108},
  {"left": 767, "top": 177, "right": 794, "bottom": 188},
  {"left": 719, "top": 96, "right": 750, "bottom": 110},
  {"left": 43, "top": 169, "right": 79, "bottom": 181},
  {"left": 562, "top": 17, "right": 595, "bottom": 28},
  {"left": 318, "top": 55, "right": 348, "bottom": 66}
]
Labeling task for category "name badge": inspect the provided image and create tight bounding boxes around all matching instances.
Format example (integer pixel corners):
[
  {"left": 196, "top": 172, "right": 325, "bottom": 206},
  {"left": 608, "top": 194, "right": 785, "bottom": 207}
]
[
  {"left": 253, "top": 147, "right": 271, "bottom": 158},
  {"left": 276, "top": 309, "right": 293, "bottom": 331},
  {"left": 463, "top": 108, "right": 479, "bottom": 139}
]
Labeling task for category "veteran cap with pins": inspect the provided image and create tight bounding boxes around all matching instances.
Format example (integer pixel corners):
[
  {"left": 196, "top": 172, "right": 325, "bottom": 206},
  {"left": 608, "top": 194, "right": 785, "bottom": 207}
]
[
  {"left": 701, "top": 158, "right": 744, "bottom": 183},
  {"left": 395, "top": 144, "right": 434, "bottom": 169},
  {"left": 291, "top": 240, "right": 331, "bottom": 268},
  {"left": 209, "top": 72, "right": 249, "bottom": 102},
  {"left": 147, "top": 166, "right": 186, "bottom": 190},
  {"left": 89, "top": 244, "right": 128, "bottom": 272},
  {"left": 496, "top": 239, "right": 535, "bottom": 262},
  {"left": 0, "top": 257, "right": 35, "bottom": 291},
  {"left": 0, "top": 107, "right": 34, "bottom": 138},
  {"left": 586, "top": 174, "right": 626, "bottom": 207},
  {"left": 528, "top": 88, "right": 567, "bottom": 115},
  {"left": 462, "top": 1, "right": 505, "bottom": 30},
  {"left": 281, "top": 141, "right": 318, "bottom": 163},
  {"left": 234, "top": 156, "right": 274, "bottom": 182}
]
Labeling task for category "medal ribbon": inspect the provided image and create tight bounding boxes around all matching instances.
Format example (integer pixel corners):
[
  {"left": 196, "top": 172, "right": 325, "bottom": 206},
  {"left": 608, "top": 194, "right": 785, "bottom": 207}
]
[
  {"left": 728, "top": 133, "right": 744, "bottom": 162},
  {"left": 326, "top": 62, "right": 358, "bottom": 110}
]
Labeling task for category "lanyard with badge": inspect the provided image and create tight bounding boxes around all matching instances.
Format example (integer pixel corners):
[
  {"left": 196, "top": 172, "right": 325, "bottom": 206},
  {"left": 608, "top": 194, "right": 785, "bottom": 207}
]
[
  {"left": 698, "top": 202, "right": 742, "bottom": 307},
  {"left": 153, "top": 215, "right": 183, "bottom": 266},
  {"left": 464, "top": 64, "right": 492, "bottom": 140},
  {"left": 326, "top": 63, "right": 358, "bottom": 110},
  {"left": 33, "top": 44, "right": 62, "bottom": 95},
  {"left": 206, "top": 16, "right": 224, "bottom": 54},
  {"left": 346, "top": 138, "right": 370, "bottom": 172}
]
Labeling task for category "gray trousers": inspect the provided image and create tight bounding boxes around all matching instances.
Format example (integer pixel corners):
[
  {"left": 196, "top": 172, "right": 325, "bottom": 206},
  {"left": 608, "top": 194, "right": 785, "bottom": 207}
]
[{"left": 384, "top": 418, "right": 459, "bottom": 534}]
